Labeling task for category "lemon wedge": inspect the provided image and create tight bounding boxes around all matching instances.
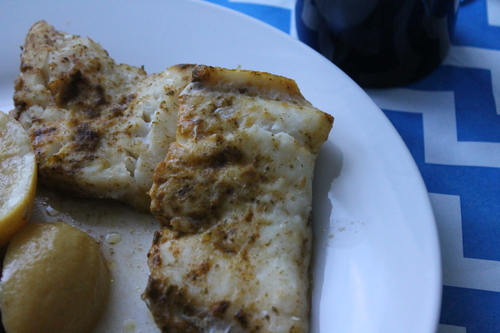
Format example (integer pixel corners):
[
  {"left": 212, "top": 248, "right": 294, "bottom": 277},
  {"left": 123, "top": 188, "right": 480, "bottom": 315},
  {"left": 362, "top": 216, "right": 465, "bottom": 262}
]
[{"left": 0, "top": 112, "right": 37, "bottom": 247}]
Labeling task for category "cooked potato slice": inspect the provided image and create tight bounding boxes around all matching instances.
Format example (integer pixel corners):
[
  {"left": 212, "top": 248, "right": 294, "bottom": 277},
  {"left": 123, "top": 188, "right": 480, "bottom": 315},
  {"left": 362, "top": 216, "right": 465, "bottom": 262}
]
[{"left": 0, "top": 222, "right": 109, "bottom": 333}]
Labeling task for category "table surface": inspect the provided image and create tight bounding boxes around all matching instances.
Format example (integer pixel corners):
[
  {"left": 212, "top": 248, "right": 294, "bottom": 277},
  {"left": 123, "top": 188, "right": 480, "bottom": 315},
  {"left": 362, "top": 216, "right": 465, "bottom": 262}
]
[{"left": 201, "top": 0, "right": 500, "bottom": 332}]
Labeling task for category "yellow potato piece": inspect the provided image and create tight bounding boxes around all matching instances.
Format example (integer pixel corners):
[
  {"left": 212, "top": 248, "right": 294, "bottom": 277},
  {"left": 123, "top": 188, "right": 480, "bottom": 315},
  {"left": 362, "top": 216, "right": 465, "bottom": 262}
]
[
  {"left": 0, "top": 112, "right": 37, "bottom": 247},
  {"left": 0, "top": 222, "right": 109, "bottom": 333}
]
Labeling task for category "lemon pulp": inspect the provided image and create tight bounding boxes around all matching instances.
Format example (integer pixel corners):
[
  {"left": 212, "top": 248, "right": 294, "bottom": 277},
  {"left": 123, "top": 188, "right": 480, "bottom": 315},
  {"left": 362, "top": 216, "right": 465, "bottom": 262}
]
[{"left": 0, "top": 112, "right": 37, "bottom": 247}]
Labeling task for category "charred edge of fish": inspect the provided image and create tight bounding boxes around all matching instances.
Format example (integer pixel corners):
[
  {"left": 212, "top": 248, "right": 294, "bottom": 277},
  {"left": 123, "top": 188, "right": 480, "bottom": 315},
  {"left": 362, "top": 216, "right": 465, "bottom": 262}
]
[
  {"left": 185, "top": 261, "right": 211, "bottom": 282},
  {"left": 203, "top": 145, "right": 245, "bottom": 168},
  {"left": 143, "top": 280, "right": 200, "bottom": 332},
  {"left": 51, "top": 69, "right": 107, "bottom": 112},
  {"left": 235, "top": 309, "right": 249, "bottom": 328},
  {"left": 74, "top": 123, "right": 100, "bottom": 151},
  {"left": 191, "top": 65, "right": 213, "bottom": 83},
  {"left": 211, "top": 300, "right": 230, "bottom": 318},
  {"left": 173, "top": 63, "right": 196, "bottom": 71}
]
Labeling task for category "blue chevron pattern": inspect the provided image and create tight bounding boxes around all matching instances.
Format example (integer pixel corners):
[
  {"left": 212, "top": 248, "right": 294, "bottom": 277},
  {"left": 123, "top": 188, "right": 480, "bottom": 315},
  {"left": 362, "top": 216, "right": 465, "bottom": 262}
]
[
  {"left": 202, "top": 0, "right": 291, "bottom": 33},
  {"left": 454, "top": 0, "right": 500, "bottom": 50},
  {"left": 383, "top": 109, "right": 500, "bottom": 261},
  {"left": 441, "top": 286, "right": 500, "bottom": 332},
  {"left": 409, "top": 65, "right": 500, "bottom": 143},
  {"left": 381, "top": 0, "right": 500, "bottom": 330}
]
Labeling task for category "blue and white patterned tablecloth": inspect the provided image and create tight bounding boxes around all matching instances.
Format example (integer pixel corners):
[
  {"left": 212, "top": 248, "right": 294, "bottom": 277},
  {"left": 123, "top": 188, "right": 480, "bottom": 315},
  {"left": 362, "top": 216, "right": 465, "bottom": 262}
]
[{"left": 202, "top": 0, "right": 500, "bottom": 332}]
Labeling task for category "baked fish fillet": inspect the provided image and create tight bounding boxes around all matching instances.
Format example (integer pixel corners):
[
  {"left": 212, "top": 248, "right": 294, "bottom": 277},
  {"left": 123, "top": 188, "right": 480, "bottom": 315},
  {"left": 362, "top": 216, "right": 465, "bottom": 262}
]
[
  {"left": 144, "top": 65, "right": 334, "bottom": 332},
  {"left": 10, "top": 21, "right": 194, "bottom": 211}
]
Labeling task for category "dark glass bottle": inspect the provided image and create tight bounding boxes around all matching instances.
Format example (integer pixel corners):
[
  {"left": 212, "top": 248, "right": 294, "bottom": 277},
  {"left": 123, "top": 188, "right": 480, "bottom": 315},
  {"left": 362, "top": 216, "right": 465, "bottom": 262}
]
[{"left": 296, "top": 0, "right": 459, "bottom": 88}]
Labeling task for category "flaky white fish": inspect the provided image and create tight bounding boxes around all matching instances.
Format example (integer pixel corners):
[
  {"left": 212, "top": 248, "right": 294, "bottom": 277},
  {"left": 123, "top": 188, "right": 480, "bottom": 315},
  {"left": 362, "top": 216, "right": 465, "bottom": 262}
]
[
  {"left": 144, "top": 65, "right": 333, "bottom": 333},
  {"left": 11, "top": 21, "right": 194, "bottom": 211}
]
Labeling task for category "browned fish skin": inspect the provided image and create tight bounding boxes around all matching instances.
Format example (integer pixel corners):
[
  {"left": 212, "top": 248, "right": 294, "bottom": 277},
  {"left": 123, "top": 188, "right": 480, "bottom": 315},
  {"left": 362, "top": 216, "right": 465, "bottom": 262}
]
[
  {"left": 11, "top": 21, "right": 194, "bottom": 211},
  {"left": 144, "top": 65, "right": 333, "bottom": 333}
]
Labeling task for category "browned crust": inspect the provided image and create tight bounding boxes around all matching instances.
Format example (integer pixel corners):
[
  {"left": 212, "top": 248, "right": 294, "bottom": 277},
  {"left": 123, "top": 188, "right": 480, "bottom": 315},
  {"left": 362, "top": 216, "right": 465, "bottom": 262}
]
[{"left": 144, "top": 66, "right": 333, "bottom": 333}]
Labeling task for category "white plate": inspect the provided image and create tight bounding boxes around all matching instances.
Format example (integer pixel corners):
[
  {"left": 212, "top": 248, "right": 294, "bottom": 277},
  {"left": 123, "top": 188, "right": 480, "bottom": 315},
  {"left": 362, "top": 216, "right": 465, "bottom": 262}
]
[{"left": 0, "top": 1, "right": 441, "bottom": 332}]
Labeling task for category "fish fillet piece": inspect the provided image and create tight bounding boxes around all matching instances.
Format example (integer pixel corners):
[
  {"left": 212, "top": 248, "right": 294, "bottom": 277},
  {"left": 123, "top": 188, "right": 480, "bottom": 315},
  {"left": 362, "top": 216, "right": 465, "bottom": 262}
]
[
  {"left": 10, "top": 21, "right": 194, "bottom": 211},
  {"left": 144, "top": 65, "right": 334, "bottom": 332}
]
